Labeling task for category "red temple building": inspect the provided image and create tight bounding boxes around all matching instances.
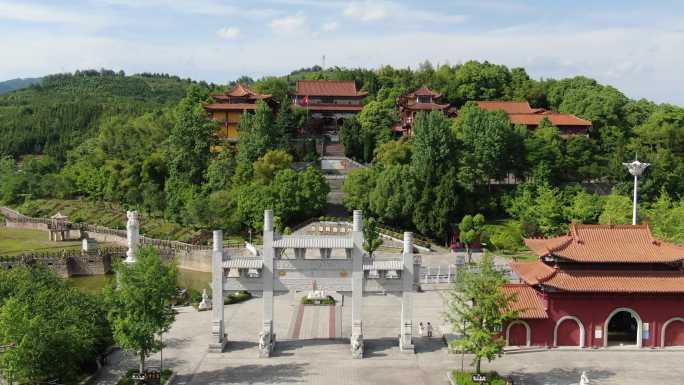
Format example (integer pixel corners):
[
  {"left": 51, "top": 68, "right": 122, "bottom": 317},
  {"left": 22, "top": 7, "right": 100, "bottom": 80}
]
[
  {"left": 204, "top": 84, "right": 276, "bottom": 141},
  {"left": 393, "top": 86, "right": 451, "bottom": 136},
  {"left": 475, "top": 101, "right": 591, "bottom": 136},
  {"left": 291, "top": 80, "right": 366, "bottom": 141},
  {"left": 504, "top": 224, "right": 684, "bottom": 349}
]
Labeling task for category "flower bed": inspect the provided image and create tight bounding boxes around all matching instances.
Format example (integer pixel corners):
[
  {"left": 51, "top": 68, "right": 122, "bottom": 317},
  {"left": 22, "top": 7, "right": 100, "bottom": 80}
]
[
  {"left": 224, "top": 290, "right": 252, "bottom": 305},
  {"left": 117, "top": 368, "right": 173, "bottom": 385},
  {"left": 301, "top": 295, "right": 336, "bottom": 305},
  {"left": 450, "top": 371, "right": 508, "bottom": 385}
]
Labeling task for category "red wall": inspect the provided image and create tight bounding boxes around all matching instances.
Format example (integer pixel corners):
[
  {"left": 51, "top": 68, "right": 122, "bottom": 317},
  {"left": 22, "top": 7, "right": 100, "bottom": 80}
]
[{"left": 512, "top": 293, "right": 684, "bottom": 348}]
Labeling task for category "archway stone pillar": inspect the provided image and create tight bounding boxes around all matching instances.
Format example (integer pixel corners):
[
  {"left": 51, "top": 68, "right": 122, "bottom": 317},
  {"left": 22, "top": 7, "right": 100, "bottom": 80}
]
[
  {"left": 350, "top": 210, "right": 364, "bottom": 358},
  {"left": 259, "top": 210, "right": 276, "bottom": 357}
]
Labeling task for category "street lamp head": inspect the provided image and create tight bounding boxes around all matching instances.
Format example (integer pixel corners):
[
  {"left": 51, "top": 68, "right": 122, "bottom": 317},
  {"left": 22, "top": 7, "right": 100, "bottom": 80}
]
[{"left": 623, "top": 159, "right": 650, "bottom": 177}]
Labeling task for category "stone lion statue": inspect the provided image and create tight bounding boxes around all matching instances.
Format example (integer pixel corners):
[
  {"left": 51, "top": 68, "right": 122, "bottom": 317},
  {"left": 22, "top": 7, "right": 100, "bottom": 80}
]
[
  {"left": 259, "top": 330, "right": 270, "bottom": 351},
  {"left": 351, "top": 333, "right": 362, "bottom": 354}
]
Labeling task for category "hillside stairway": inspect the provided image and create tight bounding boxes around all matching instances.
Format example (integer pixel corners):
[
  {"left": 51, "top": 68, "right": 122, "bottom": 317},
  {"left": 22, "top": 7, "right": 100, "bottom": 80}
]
[{"left": 320, "top": 156, "right": 366, "bottom": 216}]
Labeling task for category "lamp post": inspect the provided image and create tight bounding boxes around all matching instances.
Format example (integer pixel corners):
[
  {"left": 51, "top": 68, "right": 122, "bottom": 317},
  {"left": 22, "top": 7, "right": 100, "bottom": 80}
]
[{"left": 623, "top": 157, "right": 650, "bottom": 225}]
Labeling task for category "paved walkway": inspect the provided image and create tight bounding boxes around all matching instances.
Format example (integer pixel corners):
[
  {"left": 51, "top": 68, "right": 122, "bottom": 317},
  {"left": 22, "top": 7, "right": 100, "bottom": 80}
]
[{"left": 93, "top": 292, "right": 684, "bottom": 385}]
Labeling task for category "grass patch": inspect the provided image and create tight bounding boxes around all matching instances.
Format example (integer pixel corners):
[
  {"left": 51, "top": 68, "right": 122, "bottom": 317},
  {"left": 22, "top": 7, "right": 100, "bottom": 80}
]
[
  {"left": 0, "top": 226, "right": 83, "bottom": 255},
  {"left": 451, "top": 371, "right": 508, "bottom": 385}
]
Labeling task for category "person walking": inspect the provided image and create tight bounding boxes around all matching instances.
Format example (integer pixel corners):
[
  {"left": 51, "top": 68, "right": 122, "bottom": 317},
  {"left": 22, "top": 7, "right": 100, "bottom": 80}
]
[
  {"left": 418, "top": 322, "right": 425, "bottom": 337},
  {"left": 427, "top": 322, "right": 433, "bottom": 338}
]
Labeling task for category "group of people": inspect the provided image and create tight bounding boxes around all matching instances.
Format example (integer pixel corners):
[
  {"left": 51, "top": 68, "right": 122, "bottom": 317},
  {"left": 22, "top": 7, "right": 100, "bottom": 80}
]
[{"left": 418, "top": 322, "right": 433, "bottom": 337}]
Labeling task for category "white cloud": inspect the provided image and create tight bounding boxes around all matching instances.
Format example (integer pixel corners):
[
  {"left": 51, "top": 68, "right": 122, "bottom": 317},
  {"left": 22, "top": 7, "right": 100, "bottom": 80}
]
[
  {"left": 217, "top": 26, "right": 240, "bottom": 40},
  {"left": 344, "top": 1, "right": 391, "bottom": 22},
  {"left": 1, "top": 23, "right": 683, "bottom": 106},
  {"left": 342, "top": 0, "right": 466, "bottom": 25},
  {"left": 98, "top": 0, "right": 276, "bottom": 19},
  {"left": 321, "top": 21, "right": 339, "bottom": 32},
  {"left": 0, "top": 1, "right": 108, "bottom": 29},
  {"left": 270, "top": 13, "right": 307, "bottom": 34}
]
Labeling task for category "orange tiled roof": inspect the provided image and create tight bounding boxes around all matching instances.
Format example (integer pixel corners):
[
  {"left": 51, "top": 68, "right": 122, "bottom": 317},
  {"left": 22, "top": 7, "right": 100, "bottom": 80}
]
[
  {"left": 524, "top": 224, "right": 684, "bottom": 263},
  {"left": 502, "top": 284, "right": 548, "bottom": 319},
  {"left": 296, "top": 103, "right": 363, "bottom": 112},
  {"left": 510, "top": 261, "right": 684, "bottom": 293},
  {"left": 404, "top": 101, "right": 449, "bottom": 111},
  {"left": 545, "top": 269, "right": 684, "bottom": 293},
  {"left": 509, "top": 261, "right": 555, "bottom": 285},
  {"left": 476, "top": 101, "right": 535, "bottom": 114},
  {"left": 407, "top": 86, "right": 442, "bottom": 98},
  {"left": 508, "top": 113, "right": 591, "bottom": 127},
  {"left": 475, "top": 101, "right": 591, "bottom": 128},
  {"left": 212, "top": 83, "right": 271, "bottom": 100},
  {"left": 295, "top": 80, "right": 367, "bottom": 97},
  {"left": 204, "top": 103, "right": 260, "bottom": 111}
]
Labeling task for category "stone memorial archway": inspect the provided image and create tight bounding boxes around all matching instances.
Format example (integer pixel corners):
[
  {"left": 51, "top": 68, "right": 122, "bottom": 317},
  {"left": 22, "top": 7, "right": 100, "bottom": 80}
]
[{"left": 209, "top": 210, "right": 419, "bottom": 359}]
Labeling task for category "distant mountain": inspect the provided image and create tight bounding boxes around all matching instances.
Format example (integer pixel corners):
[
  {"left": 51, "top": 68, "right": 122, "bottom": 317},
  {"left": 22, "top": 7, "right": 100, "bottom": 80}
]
[{"left": 0, "top": 77, "right": 42, "bottom": 94}]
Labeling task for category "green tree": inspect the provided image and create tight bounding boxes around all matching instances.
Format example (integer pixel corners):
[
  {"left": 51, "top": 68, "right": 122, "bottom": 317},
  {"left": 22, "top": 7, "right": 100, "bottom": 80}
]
[
  {"left": 363, "top": 217, "right": 383, "bottom": 259},
  {"left": 342, "top": 167, "right": 377, "bottom": 213},
  {"left": 166, "top": 84, "right": 216, "bottom": 185},
  {"left": 373, "top": 138, "right": 412, "bottom": 166},
  {"left": 446, "top": 254, "right": 517, "bottom": 374},
  {"left": 647, "top": 190, "right": 684, "bottom": 243},
  {"left": 459, "top": 214, "right": 485, "bottom": 262},
  {"left": 599, "top": 190, "right": 633, "bottom": 225},
  {"left": 234, "top": 101, "right": 277, "bottom": 183},
  {"left": 273, "top": 96, "right": 300, "bottom": 146},
  {"left": 507, "top": 183, "right": 566, "bottom": 236},
  {"left": 564, "top": 189, "right": 603, "bottom": 224},
  {"left": 105, "top": 248, "right": 177, "bottom": 373},
  {"left": 253, "top": 149, "right": 293, "bottom": 185},
  {"left": 340, "top": 117, "right": 363, "bottom": 160},
  {"left": 0, "top": 267, "right": 110, "bottom": 384},
  {"left": 524, "top": 118, "right": 563, "bottom": 183},
  {"left": 455, "top": 103, "right": 519, "bottom": 190},
  {"left": 410, "top": 111, "right": 456, "bottom": 178},
  {"left": 369, "top": 164, "right": 416, "bottom": 227},
  {"left": 356, "top": 100, "right": 396, "bottom": 162}
]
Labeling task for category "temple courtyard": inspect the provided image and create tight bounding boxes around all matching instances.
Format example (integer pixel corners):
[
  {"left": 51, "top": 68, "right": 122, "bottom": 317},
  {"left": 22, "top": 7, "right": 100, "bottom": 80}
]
[{"left": 93, "top": 291, "right": 684, "bottom": 385}]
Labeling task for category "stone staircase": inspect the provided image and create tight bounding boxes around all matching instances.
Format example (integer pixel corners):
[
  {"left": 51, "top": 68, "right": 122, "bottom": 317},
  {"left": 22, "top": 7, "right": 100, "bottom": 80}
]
[
  {"left": 323, "top": 143, "right": 345, "bottom": 157},
  {"left": 319, "top": 156, "right": 366, "bottom": 215}
]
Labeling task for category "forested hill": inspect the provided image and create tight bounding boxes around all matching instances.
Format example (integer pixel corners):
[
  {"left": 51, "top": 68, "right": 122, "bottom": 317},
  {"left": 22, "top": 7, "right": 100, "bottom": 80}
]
[
  {"left": 0, "top": 77, "right": 42, "bottom": 94},
  {"left": 0, "top": 70, "right": 214, "bottom": 161}
]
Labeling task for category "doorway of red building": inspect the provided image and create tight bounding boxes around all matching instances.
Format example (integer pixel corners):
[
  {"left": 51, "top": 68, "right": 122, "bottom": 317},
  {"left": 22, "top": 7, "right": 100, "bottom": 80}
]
[{"left": 606, "top": 309, "right": 640, "bottom": 347}]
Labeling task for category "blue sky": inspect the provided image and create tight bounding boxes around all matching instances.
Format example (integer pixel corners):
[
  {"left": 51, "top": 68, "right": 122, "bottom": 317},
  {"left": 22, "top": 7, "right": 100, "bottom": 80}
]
[{"left": 1, "top": 0, "right": 683, "bottom": 105}]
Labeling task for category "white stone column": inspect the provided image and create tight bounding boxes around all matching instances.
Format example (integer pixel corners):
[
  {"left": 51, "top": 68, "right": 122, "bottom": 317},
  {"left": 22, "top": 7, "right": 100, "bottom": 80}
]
[
  {"left": 350, "top": 210, "right": 364, "bottom": 358},
  {"left": 124, "top": 211, "right": 139, "bottom": 263},
  {"left": 259, "top": 210, "right": 276, "bottom": 358},
  {"left": 209, "top": 230, "right": 227, "bottom": 352},
  {"left": 400, "top": 232, "right": 415, "bottom": 352}
]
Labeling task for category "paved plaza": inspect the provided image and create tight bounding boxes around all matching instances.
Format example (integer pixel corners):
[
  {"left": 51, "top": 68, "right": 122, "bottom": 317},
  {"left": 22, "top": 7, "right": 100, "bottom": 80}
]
[{"left": 96, "top": 291, "right": 684, "bottom": 385}]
